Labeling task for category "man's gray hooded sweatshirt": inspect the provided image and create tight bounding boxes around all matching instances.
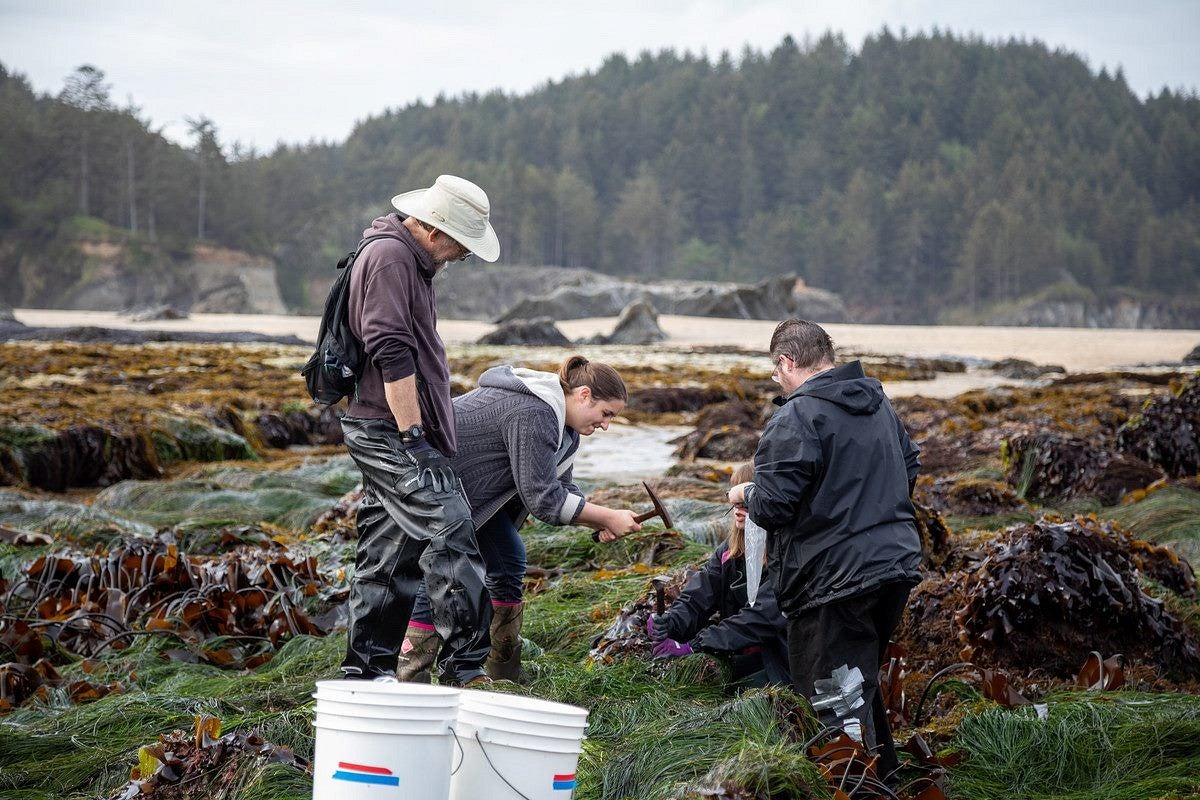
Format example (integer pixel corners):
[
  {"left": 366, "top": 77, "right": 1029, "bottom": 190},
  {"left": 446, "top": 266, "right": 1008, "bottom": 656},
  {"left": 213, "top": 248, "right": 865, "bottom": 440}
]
[
  {"left": 451, "top": 366, "right": 586, "bottom": 528},
  {"left": 748, "top": 360, "right": 923, "bottom": 615}
]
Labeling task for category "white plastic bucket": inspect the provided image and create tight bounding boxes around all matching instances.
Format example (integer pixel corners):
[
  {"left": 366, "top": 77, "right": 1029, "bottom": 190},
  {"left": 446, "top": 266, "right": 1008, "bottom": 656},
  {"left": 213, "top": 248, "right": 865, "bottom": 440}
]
[
  {"left": 449, "top": 691, "right": 589, "bottom": 800},
  {"left": 311, "top": 680, "right": 460, "bottom": 800}
]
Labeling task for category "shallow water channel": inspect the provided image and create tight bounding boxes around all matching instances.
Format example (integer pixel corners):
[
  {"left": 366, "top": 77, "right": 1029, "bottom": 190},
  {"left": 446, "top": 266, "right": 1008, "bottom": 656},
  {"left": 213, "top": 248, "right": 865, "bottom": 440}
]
[{"left": 571, "top": 423, "right": 692, "bottom": 485}]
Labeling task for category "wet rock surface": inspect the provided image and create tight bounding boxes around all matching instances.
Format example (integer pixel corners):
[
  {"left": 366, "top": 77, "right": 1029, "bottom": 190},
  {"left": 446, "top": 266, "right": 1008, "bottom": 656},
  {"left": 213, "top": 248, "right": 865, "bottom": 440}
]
[
  {"left": 0, "top": 320, "right": 306, "bottom": 345},
  {"left": 588, "top": 300, "right": 668, "bottom": 345},
  {"left": 0, "top": 341, "right": 345, "bottom": 490},
  {"left": 1004, "top": 432, "right": 1165, "bottom": 505},
  {"left": 127, "top": 304, "right": 189, "bottom": 322},
  {"left": 477, "top": 317, "right": 572, "bottom": 346},
  {"left": 672, "top": 400, "right": 769, "bottom": 461},
  {"left": 1115, "top": 374, "right": 1200, "bottom": 477},
  {"left": 990, "top": 357, "right": 1066, "bottom": 379},
  {"left": 918, "top": 476, "right": 1028, "bottom": 518}
]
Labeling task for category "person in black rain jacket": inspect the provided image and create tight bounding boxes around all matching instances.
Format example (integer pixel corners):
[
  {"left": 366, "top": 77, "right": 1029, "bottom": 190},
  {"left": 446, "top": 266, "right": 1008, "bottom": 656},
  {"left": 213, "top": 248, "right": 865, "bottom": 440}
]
[
  {"left": 728, "top": 319, "right": 922, "bottom": 781},
  {"left": 648, "top": 464, "right": 789, "bottom": 688}
]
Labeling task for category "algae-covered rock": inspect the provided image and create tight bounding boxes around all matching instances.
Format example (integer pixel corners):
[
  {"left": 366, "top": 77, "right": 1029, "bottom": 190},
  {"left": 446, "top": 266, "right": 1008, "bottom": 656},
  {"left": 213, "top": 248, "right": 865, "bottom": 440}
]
[
  {"left": 953, "top": 516, "right": 1200, "bottom": 679},
  {"left": 626, "top": 386, "right": 731, "bottom": 414},
  {"left": 921, "top": 476, "right": 1029, "bottom": 517},
  {"left": 672, "top": 400, "right": 766, "bottom": 461},
  {"left": 898, "top": 515, "right": 1200, "bottom": 683},
  {"left": 991, "top": 357, "right": 1067, "bottom": 379},
  {"left": 477, "top": 317, "right": 572, "bottom": 346},
  {"left": 0, "top": 423, "right": 161, "bottom": 490},
  {"left": 1116, "top": 374, "right": 1200, "bottom": 478},
  {"left": 1004, "top": 432, "right": 1164, "bottom": 505},
  {"left": 149, "top": 413, "right": 258, "bottom": 463}
]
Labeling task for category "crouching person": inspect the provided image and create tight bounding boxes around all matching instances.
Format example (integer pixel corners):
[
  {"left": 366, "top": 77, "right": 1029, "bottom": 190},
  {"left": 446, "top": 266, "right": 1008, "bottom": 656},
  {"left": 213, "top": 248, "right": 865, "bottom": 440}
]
[
  {"left": 398, "top": 356, "right": 642, "bottom": 682},
  {"left": 647, "top": 464, "right": 789, "bottom": 688}
]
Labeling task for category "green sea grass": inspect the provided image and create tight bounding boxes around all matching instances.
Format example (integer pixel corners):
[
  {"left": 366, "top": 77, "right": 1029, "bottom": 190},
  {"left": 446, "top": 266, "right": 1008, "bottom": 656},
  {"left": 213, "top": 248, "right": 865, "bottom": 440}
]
[{"left": 949, "top": 692, "right": 1200, "bottom": 800}]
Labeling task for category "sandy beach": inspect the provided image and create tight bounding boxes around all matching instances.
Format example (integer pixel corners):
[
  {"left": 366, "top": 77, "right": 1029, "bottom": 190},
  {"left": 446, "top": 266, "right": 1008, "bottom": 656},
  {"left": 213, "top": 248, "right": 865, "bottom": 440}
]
[{"left": 13, "top": 308, "right": 1197, "bottom": 373}]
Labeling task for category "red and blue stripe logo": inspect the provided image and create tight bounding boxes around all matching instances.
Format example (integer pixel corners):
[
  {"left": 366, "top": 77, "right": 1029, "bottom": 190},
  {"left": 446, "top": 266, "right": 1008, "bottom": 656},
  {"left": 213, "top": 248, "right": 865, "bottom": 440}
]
[
  {"left": 332, "top": 761, "right": 399, "bottom": 787},
  {"left": 553, "top": 772, "right": 577, "bottom": 790}
]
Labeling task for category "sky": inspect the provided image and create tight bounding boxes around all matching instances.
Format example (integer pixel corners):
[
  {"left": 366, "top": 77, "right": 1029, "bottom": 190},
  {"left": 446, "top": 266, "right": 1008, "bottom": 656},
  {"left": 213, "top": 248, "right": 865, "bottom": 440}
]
[{"left": 1, "top": 0, "right": 1197, "bottom": 153}]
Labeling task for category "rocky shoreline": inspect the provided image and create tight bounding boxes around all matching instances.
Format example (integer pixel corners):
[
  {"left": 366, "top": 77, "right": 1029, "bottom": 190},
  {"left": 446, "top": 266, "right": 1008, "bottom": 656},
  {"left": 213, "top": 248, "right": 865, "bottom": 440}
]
[{"left": 1, "top": 336, "right": 1199, "bottom": 799}]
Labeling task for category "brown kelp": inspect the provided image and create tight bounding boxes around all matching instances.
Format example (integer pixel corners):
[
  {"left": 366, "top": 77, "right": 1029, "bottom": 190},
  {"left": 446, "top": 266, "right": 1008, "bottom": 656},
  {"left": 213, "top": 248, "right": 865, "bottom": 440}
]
[{"left": 900, "top": 515, "right": 1199, "bottom": 681}]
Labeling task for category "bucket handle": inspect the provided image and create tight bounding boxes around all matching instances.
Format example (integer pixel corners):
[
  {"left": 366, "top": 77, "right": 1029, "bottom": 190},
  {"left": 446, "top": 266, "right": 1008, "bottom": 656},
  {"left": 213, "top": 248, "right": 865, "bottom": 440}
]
[
  {"left": 449, "top": 724, "right": 464, "bottom": 775},
  {"left": 463, "top": 727, "right": 538, "bottom": 800}
]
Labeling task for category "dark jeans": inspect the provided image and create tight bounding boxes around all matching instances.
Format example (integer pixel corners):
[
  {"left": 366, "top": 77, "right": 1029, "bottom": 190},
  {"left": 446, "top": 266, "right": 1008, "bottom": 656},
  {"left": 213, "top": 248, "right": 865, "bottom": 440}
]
[
  {"left": 340, "top": 416, "right": 491, "bottom": 683},
  {"left": 786, "top": 580, "right": 914, "bottom": 781},
  {"left": 413, "top": 511, "right": 526, "bottom": 623}
]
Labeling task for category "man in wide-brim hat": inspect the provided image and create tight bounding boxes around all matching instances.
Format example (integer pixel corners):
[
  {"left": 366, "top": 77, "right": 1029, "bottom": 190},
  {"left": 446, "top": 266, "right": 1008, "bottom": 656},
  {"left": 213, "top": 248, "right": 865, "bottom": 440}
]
[{"left": 339, "top": 174, "right": 500, "bottom": 685}]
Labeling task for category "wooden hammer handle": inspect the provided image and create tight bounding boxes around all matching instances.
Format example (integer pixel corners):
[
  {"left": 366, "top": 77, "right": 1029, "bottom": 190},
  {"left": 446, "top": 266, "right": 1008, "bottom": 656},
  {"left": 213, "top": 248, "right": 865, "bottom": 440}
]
[{"left": 591, "top": 510, "right": 662, "bottom": 540}]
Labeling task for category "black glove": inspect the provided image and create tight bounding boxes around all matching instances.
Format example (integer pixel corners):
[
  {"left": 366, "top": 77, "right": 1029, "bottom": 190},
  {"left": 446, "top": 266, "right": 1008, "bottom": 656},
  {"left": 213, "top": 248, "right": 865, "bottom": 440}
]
[
  {"left": 401, "top": 440, "right": 456, "bottom": 494},
  {"left": 648, "top": 613, "right": 671, "bottom": 643}
]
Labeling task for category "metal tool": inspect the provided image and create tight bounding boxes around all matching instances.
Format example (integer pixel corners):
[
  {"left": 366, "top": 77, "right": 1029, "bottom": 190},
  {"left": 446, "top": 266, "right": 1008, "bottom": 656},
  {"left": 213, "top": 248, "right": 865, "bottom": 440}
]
[
  {"left": 592, "top": 481, "right": 675, "bottom": 541},
  {"left": 651, "top": 575, "right": 669, "bottom": 615}
]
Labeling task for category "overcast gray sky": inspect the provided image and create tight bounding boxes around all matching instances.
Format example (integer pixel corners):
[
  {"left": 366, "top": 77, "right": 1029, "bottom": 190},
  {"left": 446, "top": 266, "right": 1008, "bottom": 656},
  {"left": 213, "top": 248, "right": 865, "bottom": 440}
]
[{"left": 1, "top": 0, "right": 1197, "bottom": 152}]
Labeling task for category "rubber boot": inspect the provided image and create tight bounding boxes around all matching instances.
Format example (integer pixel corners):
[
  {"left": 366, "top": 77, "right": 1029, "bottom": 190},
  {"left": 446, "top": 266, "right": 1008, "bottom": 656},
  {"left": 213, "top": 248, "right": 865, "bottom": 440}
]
[
  {"left": 396, "top": 624, "right": 441, "bottom": 683},
  {"left": 485, "top": 602, "right": 524, "bottom": 682}
]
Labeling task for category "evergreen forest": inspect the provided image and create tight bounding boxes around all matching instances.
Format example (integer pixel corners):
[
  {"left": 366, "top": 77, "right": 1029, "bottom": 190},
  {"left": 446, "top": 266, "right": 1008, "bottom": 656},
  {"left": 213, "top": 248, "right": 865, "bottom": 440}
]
[{"left": 1, "top": 30, "right": 1198, "bottom": 320}]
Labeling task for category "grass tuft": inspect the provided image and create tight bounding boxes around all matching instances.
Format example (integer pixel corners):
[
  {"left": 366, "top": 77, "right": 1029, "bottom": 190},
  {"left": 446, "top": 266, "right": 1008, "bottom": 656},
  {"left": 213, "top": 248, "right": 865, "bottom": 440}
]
[{"left": 949, "top": 692, "right": 1200, "bottom": 800}]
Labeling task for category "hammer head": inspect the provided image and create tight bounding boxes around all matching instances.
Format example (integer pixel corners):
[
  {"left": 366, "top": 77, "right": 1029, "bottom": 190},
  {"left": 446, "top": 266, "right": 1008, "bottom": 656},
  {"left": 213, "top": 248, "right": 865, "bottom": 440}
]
[{"left": 642, "top": 481, "right": 674, "bottom": 529}]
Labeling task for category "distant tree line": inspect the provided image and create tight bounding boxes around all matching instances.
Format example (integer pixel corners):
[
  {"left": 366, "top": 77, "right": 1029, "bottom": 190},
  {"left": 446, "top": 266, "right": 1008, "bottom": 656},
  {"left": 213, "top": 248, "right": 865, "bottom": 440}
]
[{"left": 1, "top": 30, "right": 1198, "bottom": 319}]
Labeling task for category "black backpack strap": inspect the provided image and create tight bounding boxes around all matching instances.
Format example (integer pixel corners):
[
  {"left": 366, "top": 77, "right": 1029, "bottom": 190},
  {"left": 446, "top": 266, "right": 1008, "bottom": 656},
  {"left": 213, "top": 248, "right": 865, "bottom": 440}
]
[{"left": 340, "top": 232, "right": 406, "bottom": 270}]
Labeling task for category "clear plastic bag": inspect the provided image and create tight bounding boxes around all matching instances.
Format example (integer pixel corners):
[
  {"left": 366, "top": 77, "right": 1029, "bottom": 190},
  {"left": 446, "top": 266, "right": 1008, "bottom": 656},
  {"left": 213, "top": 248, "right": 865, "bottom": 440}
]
[{"left": 744, "top": 518, "right": 767, "bottom": 606}]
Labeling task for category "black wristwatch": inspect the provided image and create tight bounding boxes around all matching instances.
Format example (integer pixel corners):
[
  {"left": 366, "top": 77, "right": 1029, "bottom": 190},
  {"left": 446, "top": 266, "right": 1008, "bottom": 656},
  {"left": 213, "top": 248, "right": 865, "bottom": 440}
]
[{"left": 399, "top": 424, "right": 425, "bottom": 444}]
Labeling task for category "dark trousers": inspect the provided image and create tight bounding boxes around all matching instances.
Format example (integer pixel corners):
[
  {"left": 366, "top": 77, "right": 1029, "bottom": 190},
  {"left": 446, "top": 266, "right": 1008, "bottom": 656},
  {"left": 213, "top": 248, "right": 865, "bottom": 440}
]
[
  {"left": 340, "top": 417, "right": 491, "bottom": 683},
  {"left": 786, "top": 581, "right": 913, "bottom": 781},
  {"left": 412, "top": 511, "right": 527, "bottom": 623}
]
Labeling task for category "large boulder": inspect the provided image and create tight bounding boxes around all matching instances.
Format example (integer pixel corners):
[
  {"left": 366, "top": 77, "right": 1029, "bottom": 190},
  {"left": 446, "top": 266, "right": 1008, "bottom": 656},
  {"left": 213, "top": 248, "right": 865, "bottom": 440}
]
[
  {"left": 602, "top": 301, "right": 667, "bottom": 345},
  {"left": 477, "top": 317, "right": 572, "bottom": 346},
  {"left": 1184, "top": 344, "right": 1200, "bottom": 365},
  {"left": 128, "top": 304, "right": 189, "bottom": 322},
  {"left": 1003, "top": 432, "right": 1164, "bottom": 505}
]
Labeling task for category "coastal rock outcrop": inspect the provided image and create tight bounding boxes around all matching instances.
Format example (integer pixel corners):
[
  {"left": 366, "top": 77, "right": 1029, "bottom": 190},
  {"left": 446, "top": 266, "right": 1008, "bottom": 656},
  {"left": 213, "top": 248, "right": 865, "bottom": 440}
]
[
  {"left": 435, "top": 265, "right": 847, "bottom": 323},
  {"left": 983, "top": 298, "right": 1200, "bottom": 330},
  {"left": 501, "top": 272, "right": 846, "bottom": 323},
  {"left": 478, "top": 317, "right": 572, "bottom": 346},
  {"left": 51, "top": 241, "right": 287, "bottom": 315},
  {"left": 588, "top": 300, "right": 668, "bottom": 345}
]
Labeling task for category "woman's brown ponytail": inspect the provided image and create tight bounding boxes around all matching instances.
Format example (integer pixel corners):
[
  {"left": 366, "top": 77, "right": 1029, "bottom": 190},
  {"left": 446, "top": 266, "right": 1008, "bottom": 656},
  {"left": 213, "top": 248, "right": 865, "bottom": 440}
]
[{"left": 558, "top": 355, "right": 627, "bottom": 402}]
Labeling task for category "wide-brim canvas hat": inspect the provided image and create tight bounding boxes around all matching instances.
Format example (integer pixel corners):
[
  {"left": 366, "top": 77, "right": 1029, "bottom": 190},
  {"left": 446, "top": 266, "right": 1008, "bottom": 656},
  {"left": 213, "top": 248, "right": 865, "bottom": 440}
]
[{"left": 392, "top": 174, "right": 500, "bottom": 262}]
